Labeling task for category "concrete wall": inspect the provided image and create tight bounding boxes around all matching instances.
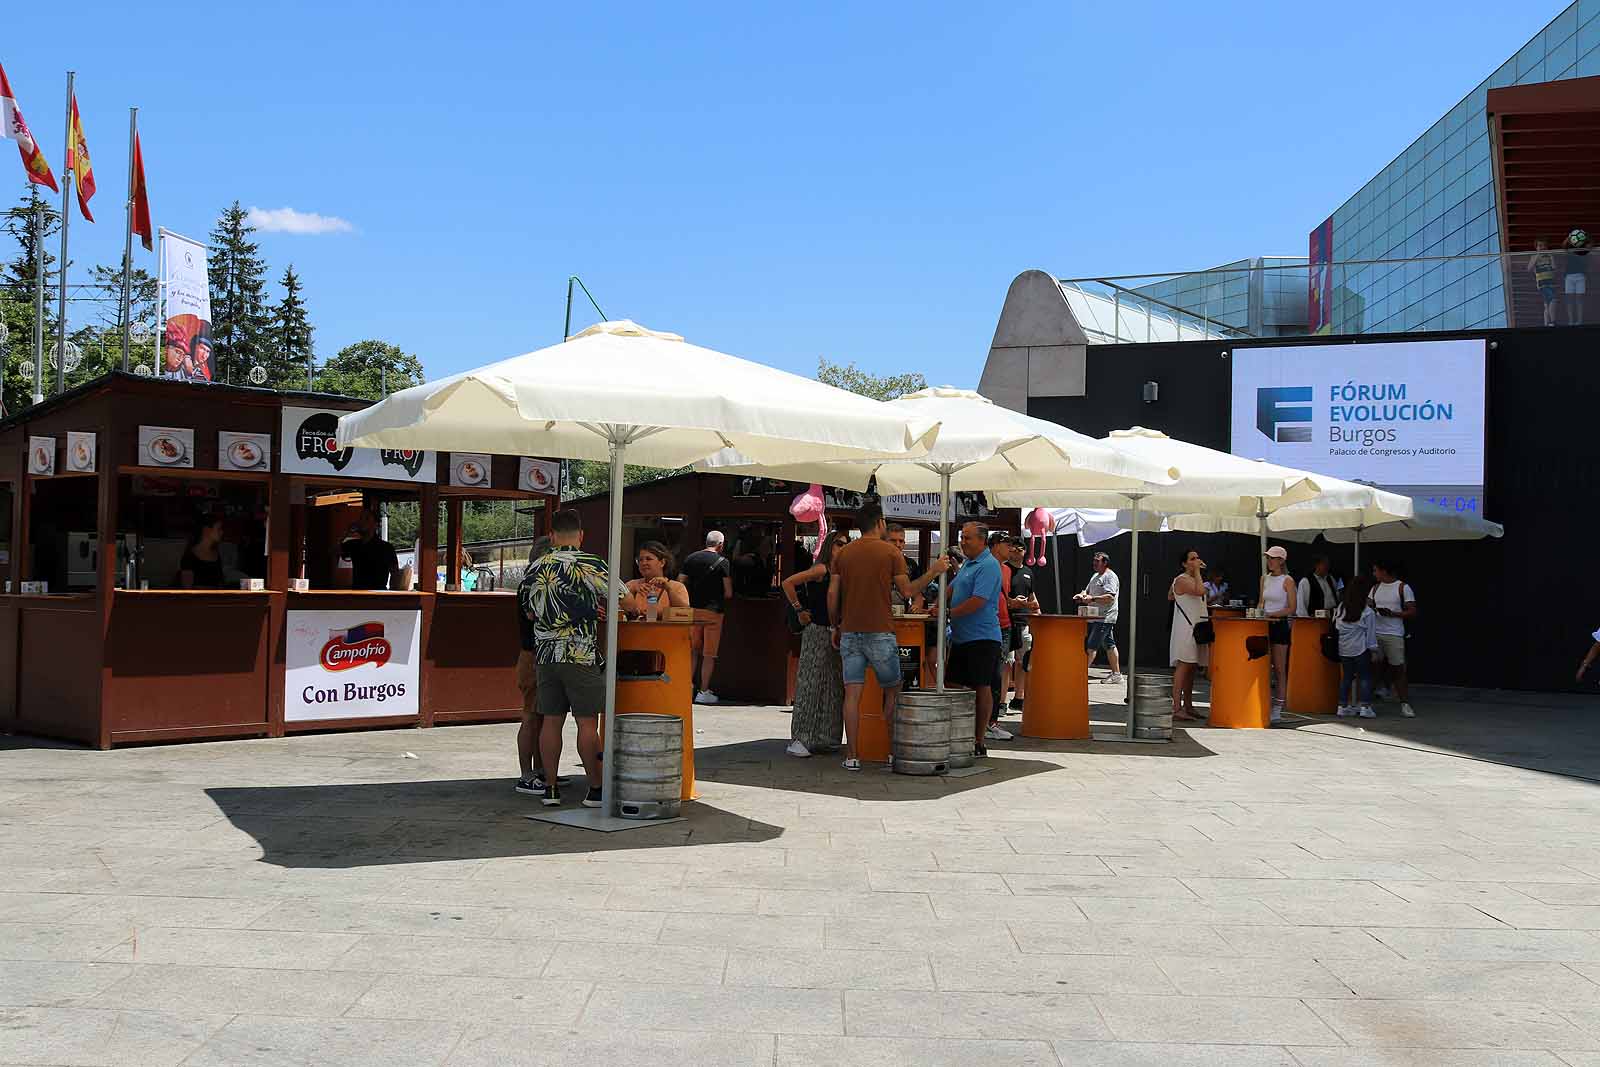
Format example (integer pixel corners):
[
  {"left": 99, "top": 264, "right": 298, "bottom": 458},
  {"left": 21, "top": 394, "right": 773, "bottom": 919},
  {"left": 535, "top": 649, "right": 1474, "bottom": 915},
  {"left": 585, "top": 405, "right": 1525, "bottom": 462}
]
[{"left": 977, "top": 270, "right": 1087, "bottom": 412}]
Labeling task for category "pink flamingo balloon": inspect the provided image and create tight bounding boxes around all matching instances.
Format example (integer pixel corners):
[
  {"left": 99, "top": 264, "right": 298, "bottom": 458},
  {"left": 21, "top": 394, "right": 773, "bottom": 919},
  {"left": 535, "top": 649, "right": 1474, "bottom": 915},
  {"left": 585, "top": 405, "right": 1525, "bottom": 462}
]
[
  {"left": 789, "top": 483, "right": 827, "bottom": 548},
  {"left": 1024, "top": 507, "right": 1052, "bottom": 566}
]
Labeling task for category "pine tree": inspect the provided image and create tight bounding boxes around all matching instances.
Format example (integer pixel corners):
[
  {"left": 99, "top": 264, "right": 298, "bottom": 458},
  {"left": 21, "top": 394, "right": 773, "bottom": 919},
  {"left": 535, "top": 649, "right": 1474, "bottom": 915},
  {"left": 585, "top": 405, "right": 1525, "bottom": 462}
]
[
  {"left": 267, "top": 265, "right": 314, "bottom": 390},
  {"left": 207, "top": 201, "right": 271, "bottom": 385},
  {"left": 1, "top": 185, "right": 61, "bottom": 412}
]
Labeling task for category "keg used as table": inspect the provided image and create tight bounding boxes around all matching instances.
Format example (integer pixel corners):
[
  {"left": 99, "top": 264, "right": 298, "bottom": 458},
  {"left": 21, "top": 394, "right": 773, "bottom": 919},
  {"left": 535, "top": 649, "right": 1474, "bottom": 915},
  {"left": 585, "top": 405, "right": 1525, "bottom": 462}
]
[
  {"left": 613, "top": 713, "right": 684, "bottom": 819},
  {"left": 891, "top": 690, "right": 951, "bottom": 775},
  {"left": 945, "top": 689, "right": 977, "bottom": 769}
]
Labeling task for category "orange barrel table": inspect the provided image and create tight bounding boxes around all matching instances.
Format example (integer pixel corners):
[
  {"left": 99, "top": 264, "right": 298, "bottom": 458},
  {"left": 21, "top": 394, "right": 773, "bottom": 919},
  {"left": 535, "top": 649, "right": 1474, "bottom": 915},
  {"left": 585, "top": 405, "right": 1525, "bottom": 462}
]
[
  {"left": 1287, "top": 616, "right": 1340, "bottom": 715},
  {"left": 1020, "top": 614, "right": 1091, "bottom": 740},
  {"left": 1210, "top": 607, "right": 1246, "bottom": 620},
  {"left": 855, "top": 617, "right": 930, "bottom": 762},
  {"left": 614, "top": 620, "right": 695, "bottom": 799},
  {"left": 1208, "top": 617, "right": 1272, "bottom": 729}
]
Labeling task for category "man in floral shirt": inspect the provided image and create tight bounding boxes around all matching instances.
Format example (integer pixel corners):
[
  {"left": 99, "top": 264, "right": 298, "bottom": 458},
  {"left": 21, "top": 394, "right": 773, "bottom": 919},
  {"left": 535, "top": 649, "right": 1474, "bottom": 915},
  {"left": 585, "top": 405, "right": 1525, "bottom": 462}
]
[{"left": 522, "top": 508, "right": 610, "bottom": 808}]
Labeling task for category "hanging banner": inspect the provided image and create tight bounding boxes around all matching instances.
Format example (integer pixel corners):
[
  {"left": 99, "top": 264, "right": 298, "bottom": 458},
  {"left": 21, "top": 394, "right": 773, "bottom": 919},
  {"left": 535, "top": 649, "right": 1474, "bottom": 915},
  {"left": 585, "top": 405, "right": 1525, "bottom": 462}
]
[
  {"left": 285, "top": 610, "right": 421, "bottom": 721},
  {"left": 1308, "top": 217, "right": 1335, "bottom": 336},
  {"left": 159, "top": 229, "right": 214, "bottom": 383},
  {"left": 280, "top": 406, "right": 434, "bottom": 483},
  {"left": 883, "top": 493, "right": 950, "bottom": 522}
]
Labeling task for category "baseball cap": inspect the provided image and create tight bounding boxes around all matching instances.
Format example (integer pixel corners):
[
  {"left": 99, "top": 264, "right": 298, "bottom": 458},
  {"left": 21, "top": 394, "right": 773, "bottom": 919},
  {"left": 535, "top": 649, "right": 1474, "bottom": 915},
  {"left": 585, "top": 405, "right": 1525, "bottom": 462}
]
[{"left": 1264, "top": 546, "right": 1287, "bottom": 560}]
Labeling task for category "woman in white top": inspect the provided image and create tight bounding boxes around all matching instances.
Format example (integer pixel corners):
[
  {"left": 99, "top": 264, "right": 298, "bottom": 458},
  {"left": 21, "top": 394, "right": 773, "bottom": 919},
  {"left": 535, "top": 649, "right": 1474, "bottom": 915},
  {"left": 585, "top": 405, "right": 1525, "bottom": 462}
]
[
  {"left": 1260, "top": 545, "right": 1296, "bottom": 717},
  {"left": 1168, "top": 548, "right": 1208, "bottom": 721}
]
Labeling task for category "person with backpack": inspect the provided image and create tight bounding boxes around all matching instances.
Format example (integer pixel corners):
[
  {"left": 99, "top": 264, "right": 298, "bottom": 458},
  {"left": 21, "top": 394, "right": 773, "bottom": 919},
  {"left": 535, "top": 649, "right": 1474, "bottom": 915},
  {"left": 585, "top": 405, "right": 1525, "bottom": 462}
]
[
  {"left": 1369, "top": 560, "right": 1418, "bottom": 718},
  {"left": 1334, "top": 576, "right": 1378, "bottom": 718}
]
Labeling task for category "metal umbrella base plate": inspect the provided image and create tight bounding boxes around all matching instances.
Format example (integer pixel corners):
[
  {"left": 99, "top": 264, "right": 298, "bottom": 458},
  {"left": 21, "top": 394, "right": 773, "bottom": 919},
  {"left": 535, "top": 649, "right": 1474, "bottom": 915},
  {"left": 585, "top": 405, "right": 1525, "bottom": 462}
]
[
  {"left": 525, "top": 809, "right": 685, "bottom": 832},
  {"left": 944, "top": 764, "right": 994, "bottom": 778},
  {"left": 1091, "top": 731, "right": 1170, "bottom": 745}
]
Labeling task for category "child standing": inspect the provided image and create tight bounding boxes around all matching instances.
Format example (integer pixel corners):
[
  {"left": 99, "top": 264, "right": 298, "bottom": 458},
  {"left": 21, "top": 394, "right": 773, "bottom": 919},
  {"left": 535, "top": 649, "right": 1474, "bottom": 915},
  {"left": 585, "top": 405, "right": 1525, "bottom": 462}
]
[{"left": 1335, "top": 576, "right": 1378, "bottom": 718}]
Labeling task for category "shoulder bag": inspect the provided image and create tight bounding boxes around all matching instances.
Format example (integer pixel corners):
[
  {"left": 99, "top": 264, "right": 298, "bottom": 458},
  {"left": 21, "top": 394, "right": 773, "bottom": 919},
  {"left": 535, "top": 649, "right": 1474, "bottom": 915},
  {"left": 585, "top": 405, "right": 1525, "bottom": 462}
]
[{"left": 1174, "top": 595, "right": 1214, "bottom": 646}]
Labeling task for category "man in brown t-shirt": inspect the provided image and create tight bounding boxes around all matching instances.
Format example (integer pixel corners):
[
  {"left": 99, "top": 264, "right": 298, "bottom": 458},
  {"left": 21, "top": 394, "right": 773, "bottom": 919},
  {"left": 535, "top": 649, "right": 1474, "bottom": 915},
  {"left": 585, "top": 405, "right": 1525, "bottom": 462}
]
[{"left": 828, "top": 502, "right": 947, "bottom": 770}]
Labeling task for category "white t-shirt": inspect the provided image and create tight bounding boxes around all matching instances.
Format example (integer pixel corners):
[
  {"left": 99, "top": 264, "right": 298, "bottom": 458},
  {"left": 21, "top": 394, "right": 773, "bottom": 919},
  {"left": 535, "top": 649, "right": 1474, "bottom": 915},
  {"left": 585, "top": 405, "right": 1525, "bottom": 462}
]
[
  {"left": 1369, "top": 579, "right": 1415, "bottom": 637},
  {"left": 1084, "top": 568, "right": 1119, "bottom": 624}
]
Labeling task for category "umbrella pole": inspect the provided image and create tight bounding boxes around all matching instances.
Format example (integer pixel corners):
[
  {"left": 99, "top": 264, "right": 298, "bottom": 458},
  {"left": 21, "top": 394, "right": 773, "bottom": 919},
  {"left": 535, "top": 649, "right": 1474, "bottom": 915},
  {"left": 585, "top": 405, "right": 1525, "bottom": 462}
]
[
  {"left": 1124, "top": 494, "right": 1141, "bottom": 737},
  {"left": 1353, "top": 526, "right": 1362, "bottom": 576},
  {"left": 601, "top": 433, "right": 625, "bottom": 817},
  {"left": 936, "top": 470, "right": 950, "bottom": 691},
  {"left": 1050, "top": 520, "right": 1062, "bottom": 613},
  {"left": 1258, "top": 499, "right": 1269, "bottom": 584}
]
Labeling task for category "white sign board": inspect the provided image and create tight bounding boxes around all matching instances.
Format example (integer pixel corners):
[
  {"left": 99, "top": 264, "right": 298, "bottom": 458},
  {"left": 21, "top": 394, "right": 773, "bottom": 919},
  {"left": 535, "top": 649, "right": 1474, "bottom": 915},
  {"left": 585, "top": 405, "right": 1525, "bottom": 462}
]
[
  {"left": 280, "top": 406, "right": 434, "bottom": 483},
  {"left": 65, "top": 431, "right": 96, "bottom": 474},
  {"left": 449, "top": 453, "right": 491, "bottom": 488},
  {"left": 518, "top": 457, "right": 559, "bottom": 494},
  {"left": 27, "top": 436, "right": 54, "bottom": 477},
  {"left": 219, "top": 431, "right": 271, "bottom": 472},
  {"left": 285, "top": 609, "right": 422, "bottom": 722},
  {"left": 883, "top": 493, "right": 951, "bottom": 522},
  {"left": 138, "top": 425, "right": 195, "bottom": 469},
  {"left": 1230, "top": 338, "right": 1487, "bottom": 513}
]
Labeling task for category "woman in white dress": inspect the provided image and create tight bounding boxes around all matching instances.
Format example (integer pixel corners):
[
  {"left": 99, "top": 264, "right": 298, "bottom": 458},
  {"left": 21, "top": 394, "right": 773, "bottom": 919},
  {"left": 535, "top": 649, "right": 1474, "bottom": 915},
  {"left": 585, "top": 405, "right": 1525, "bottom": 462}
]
[{"left": 1168, "top": 549, "right": 1208, "bottom": 721}]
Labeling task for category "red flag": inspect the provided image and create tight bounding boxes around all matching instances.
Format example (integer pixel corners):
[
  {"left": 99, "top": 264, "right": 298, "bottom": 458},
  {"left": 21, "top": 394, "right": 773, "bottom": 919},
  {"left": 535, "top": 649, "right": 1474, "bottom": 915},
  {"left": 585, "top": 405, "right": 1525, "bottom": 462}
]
[
  {"left": 130, "top": 130, "right": 151, "bottom": 251},
  {"left": 66, "top": 91, "right": 95, "bottom": 222},
  {"left": 0, "top": 63, "right": 58, "bottom": 192}
]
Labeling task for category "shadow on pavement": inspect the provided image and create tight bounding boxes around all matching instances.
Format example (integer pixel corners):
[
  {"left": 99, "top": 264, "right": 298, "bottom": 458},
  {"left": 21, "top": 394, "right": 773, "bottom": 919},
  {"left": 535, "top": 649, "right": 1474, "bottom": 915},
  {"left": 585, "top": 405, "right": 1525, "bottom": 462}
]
[
  {"left": 1281, "top": 685, "right": 1600, "bottom": 783},
  {"left": 204, "top": 778, "right": 784, "bottom": 870}
]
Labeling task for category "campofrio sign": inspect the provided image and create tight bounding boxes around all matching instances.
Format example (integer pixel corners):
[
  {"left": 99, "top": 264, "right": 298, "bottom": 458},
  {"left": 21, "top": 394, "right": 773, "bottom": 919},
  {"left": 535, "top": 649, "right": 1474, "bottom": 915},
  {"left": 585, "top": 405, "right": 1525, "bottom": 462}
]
[
  {"left": 279, "top": 406, "right": 433, "bottom": 483},
  {"left": 285, "top": 609, "right": 422, "bottom": 722}
]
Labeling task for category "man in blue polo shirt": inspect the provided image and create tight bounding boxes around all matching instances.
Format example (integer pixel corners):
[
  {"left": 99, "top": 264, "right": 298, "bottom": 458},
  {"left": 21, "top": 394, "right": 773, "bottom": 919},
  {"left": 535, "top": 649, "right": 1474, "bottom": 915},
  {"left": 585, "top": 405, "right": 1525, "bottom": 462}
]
[{"left": 946, "top": 521, "right": 1002, "bottom": 757}]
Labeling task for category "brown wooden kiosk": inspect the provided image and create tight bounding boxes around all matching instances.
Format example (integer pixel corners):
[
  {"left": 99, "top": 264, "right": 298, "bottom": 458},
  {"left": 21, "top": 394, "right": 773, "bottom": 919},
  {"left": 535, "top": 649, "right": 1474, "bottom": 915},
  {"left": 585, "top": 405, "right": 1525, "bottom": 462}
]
[
  {"left": 0, "top": 373, "right": 560, "bottom": 749},
  {"left": 570, "top": 472, "right": 1017, "bottom": 705}
]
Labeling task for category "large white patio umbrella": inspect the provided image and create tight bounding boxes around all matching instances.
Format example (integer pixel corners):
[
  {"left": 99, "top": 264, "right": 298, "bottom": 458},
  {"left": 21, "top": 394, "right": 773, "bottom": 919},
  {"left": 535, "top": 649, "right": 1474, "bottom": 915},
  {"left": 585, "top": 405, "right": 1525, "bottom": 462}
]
[
  {"left": 697, "top": 389, "right": 1181, "bottom": 690},
  {"left": 994, "top": 428, "right": 1330, "bottom": 738},
  {"left": 337, "top": 320, "right": 943, "bottom": 830},
  {"left": 1242, "top": 497, "right": 1503, "bottom": 572}
]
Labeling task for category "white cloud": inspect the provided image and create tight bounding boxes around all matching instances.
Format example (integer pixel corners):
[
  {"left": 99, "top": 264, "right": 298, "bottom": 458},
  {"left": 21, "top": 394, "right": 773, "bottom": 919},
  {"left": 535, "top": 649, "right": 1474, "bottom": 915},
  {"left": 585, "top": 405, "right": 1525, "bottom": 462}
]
[{"left": 245, "top": 206, "right": 355, "bottom": 235}]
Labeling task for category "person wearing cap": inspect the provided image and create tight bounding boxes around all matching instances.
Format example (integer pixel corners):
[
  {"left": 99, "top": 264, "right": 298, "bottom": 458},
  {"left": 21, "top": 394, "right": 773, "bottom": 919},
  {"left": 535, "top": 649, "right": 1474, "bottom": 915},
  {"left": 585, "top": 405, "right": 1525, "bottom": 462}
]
[
  {"left": 1261, "top": 545, "right": 1297, "bottom": 722},
  {"left": 680, "top": 530, "right": 734, "bottom": 705},
  {"left": 1074, "top": 551, "right": 1122, "bottom": 686}
]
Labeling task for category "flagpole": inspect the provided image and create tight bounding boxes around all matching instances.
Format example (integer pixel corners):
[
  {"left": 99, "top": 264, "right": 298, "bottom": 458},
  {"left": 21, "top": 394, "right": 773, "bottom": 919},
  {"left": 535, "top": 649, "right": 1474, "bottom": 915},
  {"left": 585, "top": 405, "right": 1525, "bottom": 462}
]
[
  {"left": 55, "top": 71, "right": 74, "bottom": 397},
  {"left": 31, "top": 201, "right": 44, "bottom": 405},
  {"left": 119, "top": 108, "right": 137, "bottom": 372}
]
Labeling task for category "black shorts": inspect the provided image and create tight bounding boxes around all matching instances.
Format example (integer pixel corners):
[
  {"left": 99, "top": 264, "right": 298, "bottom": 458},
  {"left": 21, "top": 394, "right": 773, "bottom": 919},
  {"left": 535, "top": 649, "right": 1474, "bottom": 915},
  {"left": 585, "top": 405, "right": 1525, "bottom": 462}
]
[
  {"left": 1268, "top": 619, "right": 1292, "bottom": 646},
  {"left": 948, "top": 640, "right": 1002, "bottom": 691}
]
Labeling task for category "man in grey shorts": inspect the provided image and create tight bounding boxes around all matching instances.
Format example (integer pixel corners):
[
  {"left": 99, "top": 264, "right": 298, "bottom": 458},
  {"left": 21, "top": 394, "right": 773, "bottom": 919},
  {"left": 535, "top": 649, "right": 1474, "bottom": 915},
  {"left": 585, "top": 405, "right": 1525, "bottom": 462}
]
[{"left": 524, "top": 508, "right": 612, "bottom": 807}]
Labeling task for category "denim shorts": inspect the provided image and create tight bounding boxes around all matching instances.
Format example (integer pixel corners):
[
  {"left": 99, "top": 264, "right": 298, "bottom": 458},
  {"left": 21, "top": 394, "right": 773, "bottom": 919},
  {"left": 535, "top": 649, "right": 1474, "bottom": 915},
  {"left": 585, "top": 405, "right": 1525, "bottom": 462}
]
[
  {"left": 1085, "top": 621, "right": 1117, "bottom": 651},
  {"left": 840, "top": 630, "right": 902, "bottom": 687}
]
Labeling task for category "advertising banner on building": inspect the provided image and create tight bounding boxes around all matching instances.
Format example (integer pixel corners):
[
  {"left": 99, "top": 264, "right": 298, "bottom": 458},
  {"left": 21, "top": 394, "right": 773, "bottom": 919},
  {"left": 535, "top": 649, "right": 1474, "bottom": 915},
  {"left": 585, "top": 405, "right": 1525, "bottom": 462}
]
[
  {"left": 1229, "top": 338, "right": 1487, "bottom": 513},
  {"left": 883, "top": 493, "right": 951, "bottom": 522},
  {"left": 280, "top": 406, "right": 434, "bottom": 483},
  {"left": 158, "top": 229, "right": 214, "bottom": 382},
  {"left": 1308, "top": 217, "right": 1334, "bottom": 335},
  {"left": 285, "top": 609, "right": 421, "bottom": 721}
]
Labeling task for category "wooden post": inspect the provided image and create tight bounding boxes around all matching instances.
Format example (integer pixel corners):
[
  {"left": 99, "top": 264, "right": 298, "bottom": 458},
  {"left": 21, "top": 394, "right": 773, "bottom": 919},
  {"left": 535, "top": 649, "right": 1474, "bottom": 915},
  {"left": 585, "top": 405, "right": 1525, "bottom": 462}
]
[{"left": 445, "top": 497, "right": 464, "bottom": 591}]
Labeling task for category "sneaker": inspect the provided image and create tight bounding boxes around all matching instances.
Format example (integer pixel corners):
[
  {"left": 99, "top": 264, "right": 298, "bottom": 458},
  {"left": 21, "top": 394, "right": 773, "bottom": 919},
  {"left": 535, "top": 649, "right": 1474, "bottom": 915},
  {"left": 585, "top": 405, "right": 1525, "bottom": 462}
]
[
  {"left": 1105, "top": 673, "right": 1125, "bottom": 686},
  {"left": 785, "top": 740, "right": 811, "bottom": 758},
  {"left": 1399, "top": 703, "right": 1416, "bottom": 718},
  {"left": 1008, "top": 698, "right": 1024, "bottom": 711},
  {"left": 540, "top": 783, "right": 561, "bottom": 807},
  {"left": 514, "top": 773, "right": 546, "bottom": 794},
  {"left": 1358, "top": 706, "right": 1376, "bottom": 718},
  {"left": 842, "top": 757, "right": 862, "bottom": 772},
  {"left": 985, "top": 724, "right": 1013, "bottom": 741},
  {"left": 1335, "top": 706, "right": 1355, "bottom": 718},
  {"left": 582, "top": 786, "right": 603, "bottom": 808},
  {"left": 694, "top": 690, "right": 719, "bottom": 705}
]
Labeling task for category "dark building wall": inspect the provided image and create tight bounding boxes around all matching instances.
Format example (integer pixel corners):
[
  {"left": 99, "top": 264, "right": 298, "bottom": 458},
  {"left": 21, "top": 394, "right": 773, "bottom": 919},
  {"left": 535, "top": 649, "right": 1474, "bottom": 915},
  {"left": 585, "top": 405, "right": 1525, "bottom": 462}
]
[{"left": 1028, "top": 324, "right": 1600, "bottom": 694}]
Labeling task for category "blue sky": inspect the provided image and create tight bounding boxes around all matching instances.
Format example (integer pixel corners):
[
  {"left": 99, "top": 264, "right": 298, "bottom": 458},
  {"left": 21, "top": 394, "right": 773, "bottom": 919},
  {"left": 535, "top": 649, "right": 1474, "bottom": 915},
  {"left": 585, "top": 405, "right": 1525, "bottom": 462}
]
[{"left": 3, "top": 1, "right": 1566, "bottom": 387}]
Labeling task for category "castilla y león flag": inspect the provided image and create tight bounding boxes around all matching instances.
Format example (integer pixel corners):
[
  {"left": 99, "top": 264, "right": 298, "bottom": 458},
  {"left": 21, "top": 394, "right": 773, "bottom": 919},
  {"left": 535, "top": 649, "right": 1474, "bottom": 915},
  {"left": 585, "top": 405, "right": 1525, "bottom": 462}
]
[
  {"left": 0, "top": 63, "right": 58, "bottom": 192},
  {"left": 130, "top": 130, "right": 151, "bottom": 251},
  {"left": 67, "top": 91, "right": 94, "bottom": 221}
]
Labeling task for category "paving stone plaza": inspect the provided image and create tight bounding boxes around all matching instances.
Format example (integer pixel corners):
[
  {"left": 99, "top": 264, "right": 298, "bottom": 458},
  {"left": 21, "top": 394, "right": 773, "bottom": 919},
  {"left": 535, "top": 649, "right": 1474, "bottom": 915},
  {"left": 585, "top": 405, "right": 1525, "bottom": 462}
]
[{"left": 5, "top": 684, "right": 1600, "bottom": 1065}]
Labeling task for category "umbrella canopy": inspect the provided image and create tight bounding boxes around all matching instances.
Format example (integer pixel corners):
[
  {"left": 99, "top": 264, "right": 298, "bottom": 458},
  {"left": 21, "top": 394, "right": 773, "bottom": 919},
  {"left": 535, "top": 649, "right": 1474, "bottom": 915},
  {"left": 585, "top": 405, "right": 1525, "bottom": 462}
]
[
  {"left": 1154, "top": 475, "right": 1416, "bottom": 535},
  {"left": 1256, "top": 498, "right": 1503, "bottom": 544},
  {"left": 697, "top": 388, "right": 1180, "bottom": 493},
  {"left": 336, "top": 320, "right": 942, "bottom": 467}
]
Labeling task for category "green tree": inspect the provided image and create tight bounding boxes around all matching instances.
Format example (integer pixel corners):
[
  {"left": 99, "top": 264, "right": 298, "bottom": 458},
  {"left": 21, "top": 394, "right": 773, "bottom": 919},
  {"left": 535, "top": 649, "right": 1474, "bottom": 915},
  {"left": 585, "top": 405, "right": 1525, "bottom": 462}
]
[
  {"left": 268, "top": 265, "right": 314, "bottom": 390},
  {"left": 208, "top": 201, "right": 271, "bottom": 385},
  {"left": 89, "top": 256, "right": 158, "bottom": 350},
  {"left": 817, "top": 357, "right": 926, "bottom": 401},
  {"left": 0, "top": 185, "right": 61, "bottom": 413},
  {"left": 313, "top": 339, "right": 424, "bottom": 400}
]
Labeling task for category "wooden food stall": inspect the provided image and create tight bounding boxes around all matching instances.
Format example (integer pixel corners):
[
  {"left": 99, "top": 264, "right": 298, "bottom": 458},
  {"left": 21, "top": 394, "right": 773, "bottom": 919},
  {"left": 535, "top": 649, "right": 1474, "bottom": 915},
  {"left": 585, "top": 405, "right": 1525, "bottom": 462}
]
[{"left": 0, "top": 373, "right": 558, "bottom": 748}]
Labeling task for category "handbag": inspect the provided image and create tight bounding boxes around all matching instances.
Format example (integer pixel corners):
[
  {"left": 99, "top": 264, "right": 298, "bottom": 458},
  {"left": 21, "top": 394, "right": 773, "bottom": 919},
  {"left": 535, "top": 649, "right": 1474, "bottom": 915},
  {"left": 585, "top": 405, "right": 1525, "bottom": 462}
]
[
  {"left": 1320, "top": 628, "right": 1341, "bottom": 663},
  {"left": 1174, "top": 597, "right": 1214, "bottom": 646}
]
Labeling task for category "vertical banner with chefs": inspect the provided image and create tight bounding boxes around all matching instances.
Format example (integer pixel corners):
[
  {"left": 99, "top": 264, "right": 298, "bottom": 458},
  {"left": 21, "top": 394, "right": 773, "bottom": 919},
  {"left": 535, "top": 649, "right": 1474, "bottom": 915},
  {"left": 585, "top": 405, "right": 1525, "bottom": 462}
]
[
  {"left": 158, "top": 229, "right": 214, "bottom": 383},
  {"left": 285, "top": 610, "right": 422, "bottom": 721}
]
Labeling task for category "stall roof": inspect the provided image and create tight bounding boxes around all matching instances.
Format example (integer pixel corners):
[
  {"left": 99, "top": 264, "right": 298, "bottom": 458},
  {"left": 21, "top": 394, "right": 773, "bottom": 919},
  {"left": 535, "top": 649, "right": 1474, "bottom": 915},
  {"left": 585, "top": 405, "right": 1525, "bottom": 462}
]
[{"left": 0, "top": 371, "right": 379, "bottom": 432}]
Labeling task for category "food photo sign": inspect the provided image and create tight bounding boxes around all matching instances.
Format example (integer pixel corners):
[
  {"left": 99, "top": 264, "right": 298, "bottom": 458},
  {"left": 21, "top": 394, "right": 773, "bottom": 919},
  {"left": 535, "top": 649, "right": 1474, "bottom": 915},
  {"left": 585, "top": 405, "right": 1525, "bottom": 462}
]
[
  {"left": 284, "top": 609, "right": 422, "bottom": 722},
  {"left": 27, "top": 436, "right": 55, "bottom": 477},
  {"left": 65, "top": 432, "right": 96, "bottom": 474},
  {"left": 280, "top": 407, "right": 434, "bottom": 483},
  {"left": 219, "top": 431, "right": 271, "bottom": 472},
  {"left": 450, "top": 453, "right": 492, "bottom": 488},
  {"left": 519, "top": 458, "right": 558, "bottom": 494},
  {"left": 138, "top": 425, "right": 195, "bottom": 469}
]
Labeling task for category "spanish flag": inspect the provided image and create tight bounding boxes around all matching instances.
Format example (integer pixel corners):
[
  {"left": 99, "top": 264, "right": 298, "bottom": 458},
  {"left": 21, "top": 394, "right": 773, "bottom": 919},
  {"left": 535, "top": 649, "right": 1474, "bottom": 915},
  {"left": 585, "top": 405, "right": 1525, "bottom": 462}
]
[
  {"left": 66, "top": 90, "right": 94, "bottom": 222},
  {"left": 0, "top": 63, "right": 58, "bottom": 192}
]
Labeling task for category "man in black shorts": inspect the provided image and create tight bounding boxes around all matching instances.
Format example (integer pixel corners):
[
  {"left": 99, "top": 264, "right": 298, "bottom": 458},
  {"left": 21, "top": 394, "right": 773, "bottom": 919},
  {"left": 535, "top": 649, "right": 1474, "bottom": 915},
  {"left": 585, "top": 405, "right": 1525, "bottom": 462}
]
[{"left": 945, "top": 522, "right": 1003, "bottom": 756}]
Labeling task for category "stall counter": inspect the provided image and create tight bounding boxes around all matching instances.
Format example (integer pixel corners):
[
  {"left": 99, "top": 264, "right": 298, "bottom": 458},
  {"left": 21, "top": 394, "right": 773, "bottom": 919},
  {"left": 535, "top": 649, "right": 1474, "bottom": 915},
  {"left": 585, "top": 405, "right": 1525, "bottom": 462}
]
[
  {"left": 1209, "top": 617, "right": 1272, "bottom": 728},
  {"left": 1287, "top": 616, "right": 1340, "bottom": 714}
]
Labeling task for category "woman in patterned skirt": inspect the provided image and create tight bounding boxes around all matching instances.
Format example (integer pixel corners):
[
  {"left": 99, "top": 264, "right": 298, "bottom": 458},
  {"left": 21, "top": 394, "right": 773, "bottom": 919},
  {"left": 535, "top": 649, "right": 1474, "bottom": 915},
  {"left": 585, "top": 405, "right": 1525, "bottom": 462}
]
[{"left": 782, "top": 531, "right": 849, "bottom": 757}]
